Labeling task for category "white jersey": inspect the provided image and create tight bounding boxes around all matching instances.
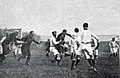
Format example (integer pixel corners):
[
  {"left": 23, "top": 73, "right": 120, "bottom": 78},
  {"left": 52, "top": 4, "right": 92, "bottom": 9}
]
[
  {"left": 76, "top": 30, "right": 99, "bottom": 59},
  {"left": 50, "top": 36, "right": 59, "bottom": 55},
  {"left": 109, "top": 41, "right": 119, "bottom": 54},
  {"left": 50, "top": 36, "right": 59, "bottom": 47},
  {"left": 109, "top": 41, "right": 119, "bottom": 48},
  {"left": 77, "top": 30, "right": 99, "bottom": 44}
]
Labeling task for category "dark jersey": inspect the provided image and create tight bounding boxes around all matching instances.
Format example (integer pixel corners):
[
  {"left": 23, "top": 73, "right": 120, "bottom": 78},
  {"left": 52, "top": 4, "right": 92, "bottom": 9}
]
[
  {"left": 3, "top": 33, "right": 19, "bottom": 44},
  {"left": 22, "top": 35, "right": 39, "bottom": 48},
  {"left": 56, "top": 33, "right": 73, "bottom": 42},
  {"left": 45, "top": 40, "right": 50, "bottom": 47}
]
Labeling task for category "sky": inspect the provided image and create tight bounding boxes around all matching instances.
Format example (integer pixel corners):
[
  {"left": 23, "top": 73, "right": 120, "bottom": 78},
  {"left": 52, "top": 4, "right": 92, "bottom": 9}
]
[{"left": 0, "top": 0, "right": 120, "bottom": 35}]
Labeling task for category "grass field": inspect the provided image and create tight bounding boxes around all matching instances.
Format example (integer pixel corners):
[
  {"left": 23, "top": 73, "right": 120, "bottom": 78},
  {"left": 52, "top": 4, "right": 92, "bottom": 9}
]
[{"left": 0, "top": 48, "right": 119, "bottom": 78}]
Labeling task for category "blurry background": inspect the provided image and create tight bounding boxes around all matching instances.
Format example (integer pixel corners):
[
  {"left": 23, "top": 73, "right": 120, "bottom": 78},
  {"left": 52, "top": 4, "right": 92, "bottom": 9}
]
[
  {"left": 0, "top": 0, "right": 119, "bottom": 51},
  {"left": 0, "top": 0, "right": 120, "bottom": 35}
]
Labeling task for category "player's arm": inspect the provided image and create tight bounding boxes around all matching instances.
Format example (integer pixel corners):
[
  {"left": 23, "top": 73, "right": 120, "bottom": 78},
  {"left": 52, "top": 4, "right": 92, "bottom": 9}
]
[
  {"left": 91, "top": 33, "right": 99, "bottom": 42},
  {"left": 53, "top": 38, "right": 60, "bottom": 45},
  {"left": 33, "top": 38, "right": 41, "bottom": 44},
  {"left": 0, "top": 37, "right": 6, "bottom": 45},
  {"left": 109, "top": 41, "right": 112, "bottom": 47},
  {"left": 45, "top": 42, "right": 48, "bottom": 45},
  {"left": 76, "top": 33, "right": 81, "bottom": 45},
  {"left": 21, "top": 35, "right": 28, "bottom": 41},
  {"left": 116, "top": 42, "right": 119, "bottom": 48},
  {"left": 95, "top": 40, "right": 100, "bottom": 50},
  {"left": 0, "top": 37, "right": 6, "bottom": 43},
  {"left": 66, "top": 33, "right": 74, "bottom": 39}
]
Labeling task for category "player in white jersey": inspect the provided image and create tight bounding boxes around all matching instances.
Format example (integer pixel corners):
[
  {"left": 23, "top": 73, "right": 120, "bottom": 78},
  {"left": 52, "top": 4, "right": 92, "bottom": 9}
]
[
  {"left": 50, "top": 31, "right": 61, "bottom": 65},
  {"left": 75, "top": 23, "right": 99, "bottom": 72},
  {"left": 109, "top": 37, "right": 119, "bottom": 58}
]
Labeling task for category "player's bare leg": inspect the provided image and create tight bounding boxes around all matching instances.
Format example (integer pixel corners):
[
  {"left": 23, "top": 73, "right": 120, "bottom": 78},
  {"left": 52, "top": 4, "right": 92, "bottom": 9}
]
[
  {"left": 73, "top": 55, "right": 80, "bottom": 69},
  {"left": 56, "top": 54, "right": 61, "bottom": 66},
  {"left": 89, "top": 55, "right": 97, "bottom": 73},
  {"left": 87, "top": 59, "right": 92, "bottom": 67},
  {"left": 71, "top": 53, "right": 74, "bottom": 60},
  {"left": 71, "top": 58, "right": 76, "bottom": 70}
]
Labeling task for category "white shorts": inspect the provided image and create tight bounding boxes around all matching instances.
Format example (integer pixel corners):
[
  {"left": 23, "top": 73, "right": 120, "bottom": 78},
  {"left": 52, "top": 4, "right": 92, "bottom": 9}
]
[
  {"left": 13, "top": 46, "right": 22, "bottom": 55},
  {"left": 64, "top": 44, "right": 68, "bottom": 48},
  {"left": 110, "top": 47, "right": 118, "bottom": 54},
  {"left": 17, "top": 47, "right": 22, "bottom": 55},
  {"left": 50, "top": 47, "right": 59, "bottom": 55},
  {"left": 70, "top": 44, "right": 77, "bottom": 54},
  {"left": 76, "top": 43, "right": 94, "bottom": 59}
]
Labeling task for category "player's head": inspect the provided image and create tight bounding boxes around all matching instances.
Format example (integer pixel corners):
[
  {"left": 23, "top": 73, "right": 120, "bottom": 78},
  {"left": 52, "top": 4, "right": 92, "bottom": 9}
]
[
  {"left": 47, "top": 39, "right": 50, "bottom": 41},
  {"left": 29, "top": 31, "right": 34, "bottom": 36},
  {"left": 52, "top": 31, "right": 57, "bottom": 38},
  {"left": 83, "top": 23, "right": 88, "bottom": 30},
  {"left": 74, "top": 28, "right": 79, "bottom": 33},
  {"left": 14, "top": 30, "right": 19, "bottom": 36},
  {"left": 62, "top": 29, "right": 67, "bottom": 35},
  {"left": 112, "top": 37, "right": 115, "bottom": 41}
]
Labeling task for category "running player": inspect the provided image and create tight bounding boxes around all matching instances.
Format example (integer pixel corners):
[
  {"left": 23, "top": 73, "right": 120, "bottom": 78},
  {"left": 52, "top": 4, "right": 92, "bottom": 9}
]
[
  {"left": 18, "top": 31, "right": 41, "bottom": 65},
  {"left": 50, "top": 31, "right": 61, "bottom": 65},
  {"left": 56, "top": 29, "right": 74, "bottom": 65}
]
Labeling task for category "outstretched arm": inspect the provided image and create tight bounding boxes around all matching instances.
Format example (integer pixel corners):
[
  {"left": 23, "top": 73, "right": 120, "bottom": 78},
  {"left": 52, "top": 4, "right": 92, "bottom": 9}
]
[
  {"left": 33, "top": 38, "right": 41, "bottom": 44},
  {"left": 66, "top": 33, "right": 74, "bottom": 39}
]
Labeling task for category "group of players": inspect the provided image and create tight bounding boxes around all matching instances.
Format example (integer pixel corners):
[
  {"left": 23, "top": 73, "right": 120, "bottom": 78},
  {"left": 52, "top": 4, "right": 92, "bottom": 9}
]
[
  {"left": 0, "top": 22, "right": 119, "bottom": 73},
  {"left": 45, "top": 23, "right": 99, "bottom": 73},
  {"left": 45, "top": 22, "right": 119, "bottom": 73},
  {"left": 0, "top": 31, "right": 41, "bottom": 65}
]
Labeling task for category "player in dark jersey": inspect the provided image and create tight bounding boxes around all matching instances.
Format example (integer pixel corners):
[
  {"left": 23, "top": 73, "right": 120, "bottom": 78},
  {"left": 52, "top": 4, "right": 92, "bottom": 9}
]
[
  {"left": 18, "top": 31, "right": 41, "bottom": 65},
  {"left": 55, "top": 29, "right": 74, "bottom": 65}
]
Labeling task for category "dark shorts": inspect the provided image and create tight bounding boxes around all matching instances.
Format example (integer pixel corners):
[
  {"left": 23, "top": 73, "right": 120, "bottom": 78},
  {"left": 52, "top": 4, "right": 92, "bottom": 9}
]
[
  {"left": 55, "top": 44, "right": 63, "bottom": 53},
  {"left": 21, "top": 46, "right": 31, "bottom": 58},
  {"left": 2, "top": 43, "right": 10, "bottom": 55}
]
